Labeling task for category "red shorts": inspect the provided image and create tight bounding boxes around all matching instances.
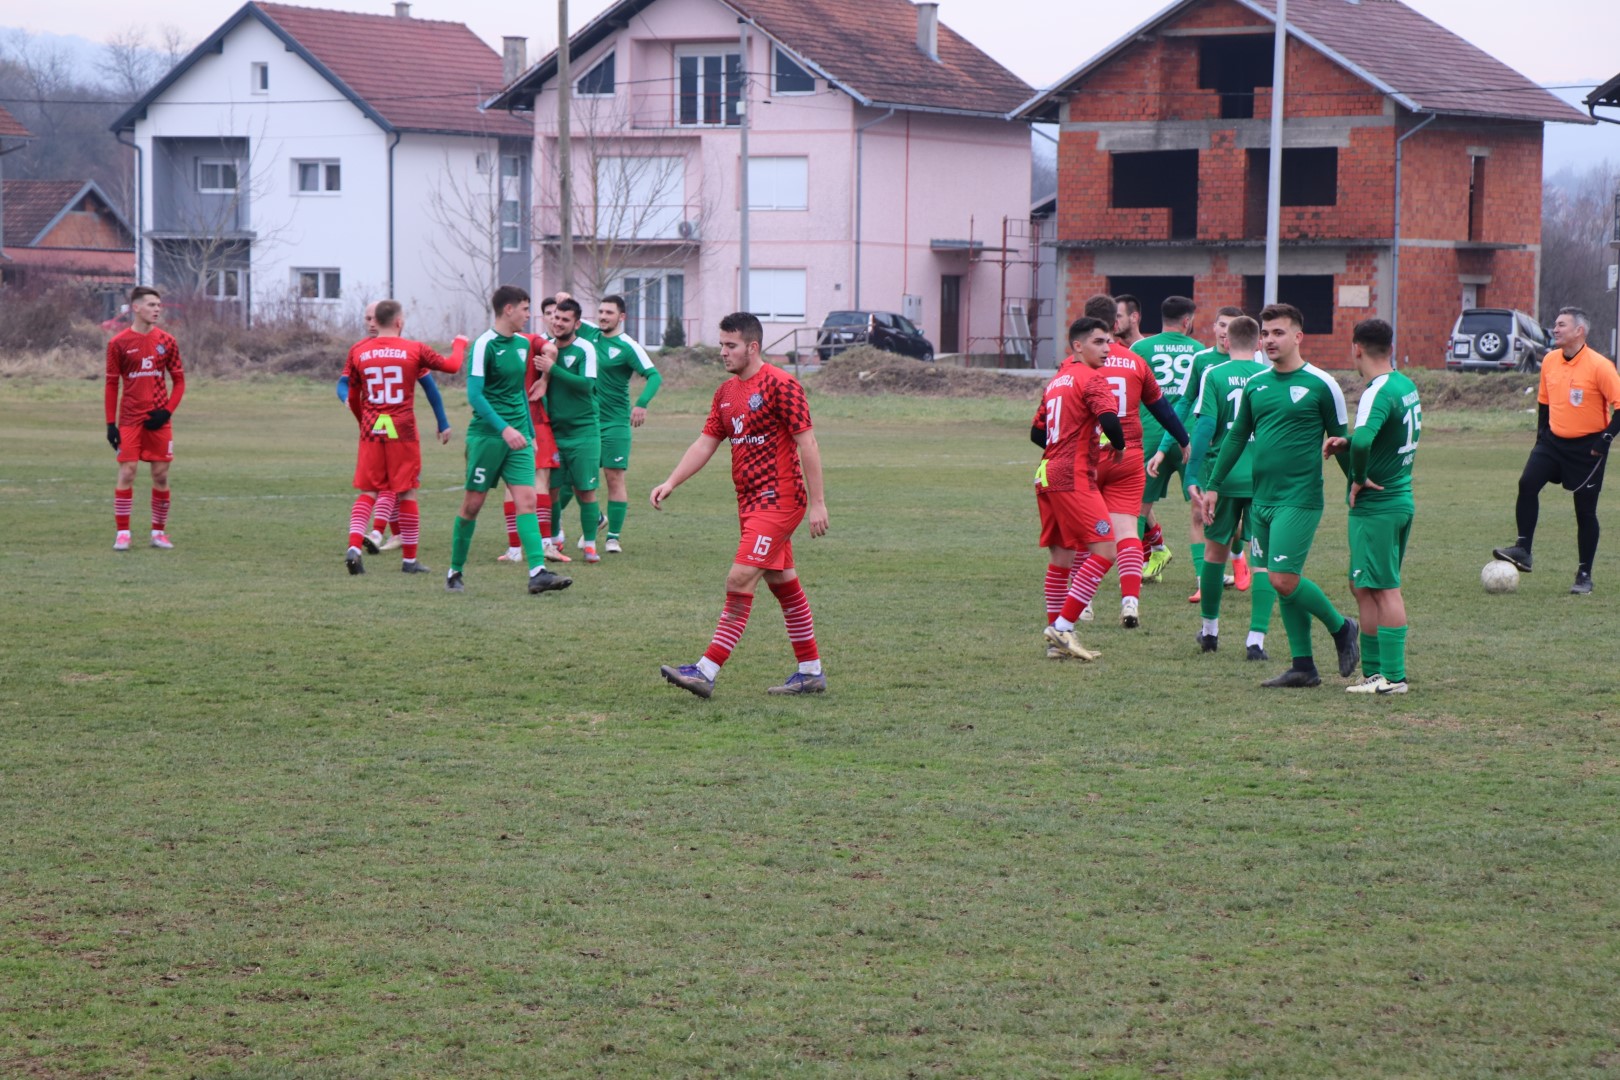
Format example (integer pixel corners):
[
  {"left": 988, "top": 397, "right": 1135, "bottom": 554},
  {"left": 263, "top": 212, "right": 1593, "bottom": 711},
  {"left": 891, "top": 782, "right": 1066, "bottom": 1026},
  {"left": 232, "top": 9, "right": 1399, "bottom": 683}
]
[
  {"left": 1095, "top": 449, "right": 1145, "bottom": 516},
  {"left": 530, "top": 403, "right": 561, "bottom": 470},
  {"left": 735, "top": 506, "right": 804, "bottom": 571},
  {"left": 1037, "top": 486, "right": 1113, "bottom": 550},
  {"left": 353, "top": 438, "right": 422, "bottom": 492},
  {"left": 116, "top": 422, "right": 173, "bottom": 463}
]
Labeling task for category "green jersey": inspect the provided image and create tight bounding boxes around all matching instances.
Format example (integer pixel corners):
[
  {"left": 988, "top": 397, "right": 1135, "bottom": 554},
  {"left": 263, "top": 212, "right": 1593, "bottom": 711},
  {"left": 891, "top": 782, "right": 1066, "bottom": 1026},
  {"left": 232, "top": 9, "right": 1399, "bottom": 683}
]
[
  {"left": 597, "top": 331, "right": 660, "bottom": 428},
  {"left": 1192, "top": 356, "right": 1268, "bottom": 499},
  {"left": 543, "top": 334, "right": 600, "bottom": 437},
  {"left": 1132, "top": 331, "right": 1204, "bottom": 453},
  {"left": 1158, "top": 347, "right": 1227, "bottom": 455},
  {"left": 466, "top": 330, "right": 534, "bottom": 440},
  {"left": 1208, "top": 362, "right": 1348, "bottom": 510},
  {"left": 574, "top": 322, "right": 603, "bottom": 345},
  {"left": 1348, "top": 371, "right": 1421, "bottom": 515}
]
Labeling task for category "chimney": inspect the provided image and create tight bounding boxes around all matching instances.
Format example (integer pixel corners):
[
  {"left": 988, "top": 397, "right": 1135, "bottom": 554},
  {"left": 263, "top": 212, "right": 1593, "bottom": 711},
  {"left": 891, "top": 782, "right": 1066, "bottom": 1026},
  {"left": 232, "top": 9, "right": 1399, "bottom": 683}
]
[
  {"left": 394, "top": 2, "right": 411, "bottom": 17},
  {"left": 916, "top": 2, "right": 939, "bottom": 62},
  {"left": 502, "top": 36, "right": 527, "bottom": 83}
]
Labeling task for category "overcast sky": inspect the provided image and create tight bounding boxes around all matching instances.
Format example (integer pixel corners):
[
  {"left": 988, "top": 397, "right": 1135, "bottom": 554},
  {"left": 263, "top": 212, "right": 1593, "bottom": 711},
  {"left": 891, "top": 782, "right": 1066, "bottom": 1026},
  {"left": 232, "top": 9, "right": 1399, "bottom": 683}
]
[{"left": 9, "top": 0, "right": 1620, "bottom": 165}]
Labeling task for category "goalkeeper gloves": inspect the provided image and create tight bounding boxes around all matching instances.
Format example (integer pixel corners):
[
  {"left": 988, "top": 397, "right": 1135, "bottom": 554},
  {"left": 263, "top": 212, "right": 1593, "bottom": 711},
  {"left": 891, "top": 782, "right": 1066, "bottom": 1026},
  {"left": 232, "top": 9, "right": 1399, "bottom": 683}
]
[
  {"left": 143, "top": 407, "right": 172, "bottom": 431},
  {"left": 106, "top": 423, "right": 121, "bottom": 450}
]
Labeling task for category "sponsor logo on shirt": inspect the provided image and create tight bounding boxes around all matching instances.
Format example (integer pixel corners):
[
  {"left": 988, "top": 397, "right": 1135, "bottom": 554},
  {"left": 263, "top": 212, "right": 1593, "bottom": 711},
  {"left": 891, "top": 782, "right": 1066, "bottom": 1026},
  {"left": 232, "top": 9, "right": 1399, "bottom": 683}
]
[
  {"left": 731, "top": 417, "right": 745, "bottom": 436},
  {"left": 141, "top": 358, "right": 153, "bottom": 370}
]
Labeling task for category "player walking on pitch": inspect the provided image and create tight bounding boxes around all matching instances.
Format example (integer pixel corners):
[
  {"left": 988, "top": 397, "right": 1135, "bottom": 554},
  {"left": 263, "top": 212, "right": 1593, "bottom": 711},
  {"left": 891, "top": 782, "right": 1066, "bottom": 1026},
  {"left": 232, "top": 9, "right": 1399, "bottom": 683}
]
[
  {"left": 655, "top": 313, "right": 828, "bottom": 698},
  {"left": 341, "top": 300, "right": 466, "bottom": 575},
  {"left": 595, "top": 294, "right": 662, "bottom": 552},
  {"left": 1133, "top": 296, "right": 1205, "bottom": 584},
  {"left": 446, "top": 286, "right": 571, "bottom": 595},
  {"left": 1326, "top": 318, "right": 1420, "bottom": 695},
  {"left": 1204, "top": 304, "right": 1360, "bottom": 688},
  {"left": 105, "top": 286, "right": 184, "bottom": 551},
  {"left": 538, "top": 298, "right": 605, "bottom": 562}
]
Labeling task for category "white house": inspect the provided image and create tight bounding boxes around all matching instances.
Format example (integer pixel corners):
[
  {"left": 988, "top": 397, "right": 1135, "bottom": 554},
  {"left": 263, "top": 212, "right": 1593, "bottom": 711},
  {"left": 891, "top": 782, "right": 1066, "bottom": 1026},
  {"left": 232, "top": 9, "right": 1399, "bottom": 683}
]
[{"left": 112, "top": 1, "right": 532, "bottom": 338}]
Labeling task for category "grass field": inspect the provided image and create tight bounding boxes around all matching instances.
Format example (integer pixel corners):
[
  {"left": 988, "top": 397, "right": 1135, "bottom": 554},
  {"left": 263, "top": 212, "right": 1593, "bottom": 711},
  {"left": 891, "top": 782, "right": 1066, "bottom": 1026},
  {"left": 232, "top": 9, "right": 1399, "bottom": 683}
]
[{"left": 2, "top": 374, "right": 1618, "bottom": 1078}]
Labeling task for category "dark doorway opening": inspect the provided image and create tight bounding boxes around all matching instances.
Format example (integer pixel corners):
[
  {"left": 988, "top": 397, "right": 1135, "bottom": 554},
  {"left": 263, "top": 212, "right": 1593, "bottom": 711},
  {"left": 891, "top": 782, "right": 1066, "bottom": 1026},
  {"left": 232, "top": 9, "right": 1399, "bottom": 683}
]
[
  {"left": 1242, "top": 275, "right": 1336, "bottom": 335},
  {"left": 1199, "top": 35, "right": 1275, "bottom": 119},
  {"left": 939, "top": 274, "right": 962, "bottom": 353},
  {"left": 1111, "top": 150, "right": 1200, "bottom": 239},
  {"left": 1106, "top": 276, "right": 1197, "bottom": 337},
  {"left": 1244, "top": 148, "right": 1340, "bottom": 235}
]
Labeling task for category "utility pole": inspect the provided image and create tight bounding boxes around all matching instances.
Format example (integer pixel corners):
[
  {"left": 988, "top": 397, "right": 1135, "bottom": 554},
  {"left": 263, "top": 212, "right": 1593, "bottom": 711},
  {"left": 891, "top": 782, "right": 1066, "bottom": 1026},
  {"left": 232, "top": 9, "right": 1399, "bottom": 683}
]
[
  {"left": 1262, "top": 0, "right": 1287, "bottom": 305},
  {"left": 557, "top": 0, "right": 574, "bottom": 293},
  {"left": 737, "top": 19, "right": 750, "bottom": 312}
]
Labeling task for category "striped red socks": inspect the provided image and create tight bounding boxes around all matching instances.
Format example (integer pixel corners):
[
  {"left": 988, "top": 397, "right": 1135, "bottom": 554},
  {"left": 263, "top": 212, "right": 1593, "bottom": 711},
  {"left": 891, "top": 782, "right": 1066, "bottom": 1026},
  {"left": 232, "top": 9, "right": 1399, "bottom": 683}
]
[
  {"left": 1058, "top": 554, "right": 1114, "bottom": 625},
  {"left": 151, "top": 489, "right": 170, "bottom": 531},
  {"left": 503, "top": 499, "right": 520, "bottom": 548},
  {"left": 702, "top": 591, "right": 754, "bottom": 669},
  {"left": 1116, "top": 537, "right": 1144, "bottom": 600},
  {"left": 114, "top": 488, "right": 132, "bottom": 531},
  {"left": 1145, "top": 523, "right": 1164, "bottom": 550},
  {"left": 768, "top": 578, "right": 819, "bottom": 663},
  {"left": 399, "top": 499, "right": 420, "bottom": 561},
  {"left": 536, "top": 493, "right": 552, "bottom": 546},
  {"left": 348, "top": 494, "right": 377, "bottom": 549},
  {"left": 1044, "top": 563, "right": 1069, "bottom": 623}
]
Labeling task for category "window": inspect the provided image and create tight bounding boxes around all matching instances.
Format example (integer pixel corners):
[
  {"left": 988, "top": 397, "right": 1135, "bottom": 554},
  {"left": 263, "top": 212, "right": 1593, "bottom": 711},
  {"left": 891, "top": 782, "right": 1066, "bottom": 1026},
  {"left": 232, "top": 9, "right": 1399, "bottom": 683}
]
[
  {"left": 747, "top": 268, "right": 807, "bottom": 321},
  {"left": 747, "top": 157, "right": 808, "bottom": 211},
  {"left": 1241, "top": 275, "right": 1335, "bottom": 334},
  {"left": 617, "top": 272, "right": 685, "bottom": 346},
  {"left": 578, "top": 52, "right": 615, "bottom": 97},
  {"left": 595, "top": 156, "right": 686, "bottom": 239},
  {"left": 500, "top": 154, "right": 523, "bottom": 181},
  {"left": 500, "top": 154, "right": 523, "bottom": 251},
  {"left": 1198, "top": 37, "right": 1273, "bottom": 119},
  {"left": 294, "top": 159, "right": 341, "bottom": 194},
  {"left": 1468, "top": 155, "right": 1487, "bottom": 242},
  {"left": 678, "top": 51, "right": 742, "bottom": 126},
  {"left": 251, "top": 62, "right": 269, "bottom": 93},
  {"left": 1110, "top": 150, "right": 1199, "bottom": 239},
  {"left": 773, "top": 47, "right": 814, "bottom": 94},
  {"left": 295, "top": 268, "right": 341, "bottom": 301},
  {"left": 205, "top": 269, "right": 243, "bottom": 300},
  {"left": 197, "top": 159, "right": 239, "bottom": 193}
]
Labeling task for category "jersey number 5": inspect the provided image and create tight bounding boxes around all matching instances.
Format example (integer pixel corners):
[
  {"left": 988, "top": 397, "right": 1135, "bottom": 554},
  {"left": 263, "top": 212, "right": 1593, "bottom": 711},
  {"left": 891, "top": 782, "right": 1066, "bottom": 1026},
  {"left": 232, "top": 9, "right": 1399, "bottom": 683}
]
[{"left": 365, "top": 365, "right": 405, "bottom": 406}]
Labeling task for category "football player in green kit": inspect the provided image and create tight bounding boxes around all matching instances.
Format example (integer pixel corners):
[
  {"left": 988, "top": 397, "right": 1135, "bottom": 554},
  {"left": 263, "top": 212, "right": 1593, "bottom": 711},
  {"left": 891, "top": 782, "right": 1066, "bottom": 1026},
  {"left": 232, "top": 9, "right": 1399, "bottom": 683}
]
[
  {"left": 447, "top": 285, "right": 571, "bottom": 596},
  {"left": 1203, "top": 303, "right": 1359, "bottom": 688},
  {"left": 1133, "top": 295, "right": 1205, "bottom": 581},
  {"left": 539, "top": 298, "right": 605, "bottom": 562},
  {"left": 595, "top": 294, "right": 662, "bottom": 552}
]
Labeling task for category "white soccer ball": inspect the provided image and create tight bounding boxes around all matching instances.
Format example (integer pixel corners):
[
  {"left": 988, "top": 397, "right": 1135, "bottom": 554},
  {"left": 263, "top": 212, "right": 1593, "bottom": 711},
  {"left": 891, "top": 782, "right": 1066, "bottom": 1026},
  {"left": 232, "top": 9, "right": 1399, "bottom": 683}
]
[{"left": 1481, "top": 560, "right": 1519, "bottom": 594}]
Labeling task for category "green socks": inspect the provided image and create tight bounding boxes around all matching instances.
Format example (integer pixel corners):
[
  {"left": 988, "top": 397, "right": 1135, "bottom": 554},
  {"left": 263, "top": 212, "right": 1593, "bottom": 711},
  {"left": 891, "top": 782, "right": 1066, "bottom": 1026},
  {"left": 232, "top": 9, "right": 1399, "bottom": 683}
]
[
  {"left": 1378, "top": 625, "right": 1408, "bottom": 683},
  {"left": 515, "top": 512, "right": 545, "bottom": 571},
  {"left": 1190, "top": 542, "right": 1205, "bottom": 584},
  {"left": 606, "top": 500, "right": 628, "bottom": 539},
  {"left": 1199, "top": 557, "right": 1226, "bottom": 620},
  {"left": 1360, "top": 632, "right": 1381, "bottom": 678},
  {"left": 580, "top": 502, "right": 599, "bottom": 544},
  {"left": 1291, "top": 576, "right": 1346, "bottom": 635},
  {"left": 1249, "top": 568, "right": 1276, "bottom": 634},
  {"left": 450, "top": 515, "right": 476, "bottom": 574},
  {"left": 1279, "top": 590, "right": 1314, "bottom": 661}
]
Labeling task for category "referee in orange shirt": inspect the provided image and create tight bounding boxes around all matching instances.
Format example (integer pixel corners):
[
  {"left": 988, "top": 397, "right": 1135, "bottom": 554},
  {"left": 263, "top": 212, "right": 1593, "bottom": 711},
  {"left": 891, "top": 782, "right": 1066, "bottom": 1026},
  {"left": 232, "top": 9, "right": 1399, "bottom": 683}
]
[{"left": 1493, "top": 307, "right": 1620, "bottom": 594}]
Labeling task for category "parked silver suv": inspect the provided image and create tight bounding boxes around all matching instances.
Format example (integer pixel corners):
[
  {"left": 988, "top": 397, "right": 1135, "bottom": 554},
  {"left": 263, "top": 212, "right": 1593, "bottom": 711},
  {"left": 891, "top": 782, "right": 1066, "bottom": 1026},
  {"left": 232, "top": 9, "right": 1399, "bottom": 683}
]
[{"left": 1445, "top": 308, "right": 1549, "bottom": 372}]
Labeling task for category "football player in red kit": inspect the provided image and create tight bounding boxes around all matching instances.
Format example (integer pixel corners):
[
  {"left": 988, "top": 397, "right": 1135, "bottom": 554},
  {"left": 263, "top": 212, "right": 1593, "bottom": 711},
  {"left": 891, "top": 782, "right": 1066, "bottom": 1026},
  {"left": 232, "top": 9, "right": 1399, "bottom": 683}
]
[
  {"left": 105, "top": 286, "right": 185, "bottom": 551},
  {"left": 342, "top": 300, "right": 466, "bottom": 574}
]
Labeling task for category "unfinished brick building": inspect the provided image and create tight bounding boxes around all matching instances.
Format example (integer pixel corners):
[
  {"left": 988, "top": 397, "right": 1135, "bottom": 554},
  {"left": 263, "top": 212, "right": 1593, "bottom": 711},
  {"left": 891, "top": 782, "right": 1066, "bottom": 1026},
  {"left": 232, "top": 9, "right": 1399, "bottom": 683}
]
[{"left": 1019, "top": 0, "right": 1590, "bottom": 366}]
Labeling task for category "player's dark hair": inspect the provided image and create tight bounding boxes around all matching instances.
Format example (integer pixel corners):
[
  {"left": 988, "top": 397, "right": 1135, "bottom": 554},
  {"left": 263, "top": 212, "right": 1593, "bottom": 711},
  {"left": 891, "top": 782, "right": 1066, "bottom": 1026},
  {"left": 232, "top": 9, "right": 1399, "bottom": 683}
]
[
  {"left": 600, "top": 294, "right": 627, "bottom": 314},
  {"left": 1226, "top": 316, "right": 1260, "bottom": 353},
  {"left": 1069, "top": 316, "right": 1111, "bottom": 343},
  {"left": 1083, "top": 294, "right": 1116, "bottom": 323},
  {"left": 1259, "top": 302, "right": 1304, "bottom": 330},
  {"left": 374, "top": 299, "right": 402, "bottom": 329},
  {"left": 1352, "top": 318, "right": 1393, "bottom": 356},
  {"left": 540, "top": 296, "right": 557, "bottom": 313},
  {"left": 555, "top": 297, "right": 583, "bottom": 319},
  {"left": 1114, "top": 294, "right": 1141, "bottom": 317},
  {"left": 720, "top": 311, "right": 764, "bottom": 345},
  {"left": 130, "top": 285, "right": 160, "bottom": 303},
  {"left": 491, "top": 285, "right": 530, "bottom": 316},
  {"left": 1216, "top": 305, "right": 1244, "bottom": 319},
  {"left": 1161, "top": 295, "right": 1196, "bottom": 324}
]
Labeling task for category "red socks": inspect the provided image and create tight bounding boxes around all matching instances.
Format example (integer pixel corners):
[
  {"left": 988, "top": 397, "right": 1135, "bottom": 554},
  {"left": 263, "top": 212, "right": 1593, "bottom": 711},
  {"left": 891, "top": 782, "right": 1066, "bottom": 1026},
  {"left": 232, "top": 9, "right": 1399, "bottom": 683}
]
[
  {"left": 702, "top": 591, "right": 754, "bottom": 668},
  {"left": 399, "top": 499, "right": 420, "bottom": 560},
  {"left": 536, "top": 493, "right": 552, "bottom": 546},
  {"left": 1058, "top": 554, "right": 1115, "bottom": 624},
  {"left": 1044, "top": 563, "right": 1069, "bottom": 623},
  {"left": 151, "top": 489, "right": 170, "bottom": 531},
  {"left": 504, "top": 499, "right": 520, "bottom": 547},
  {"left": 768, "top": 578, "right": 819, "bottom": 663},
  {"left": 371, "top": 491, "right": 397, "bottom": 536},
  {"left": 1145, "top": 523, "right": 1164, "bottom": 550},
  {"left": 114, "top": 488, "right": 132, "bottom": 531},
  {"left": 348, "top": 494, "right": 377, "bottom": 549},
  {"left": 1117, "top": 537, "right": 1144, "bottom": 600}
]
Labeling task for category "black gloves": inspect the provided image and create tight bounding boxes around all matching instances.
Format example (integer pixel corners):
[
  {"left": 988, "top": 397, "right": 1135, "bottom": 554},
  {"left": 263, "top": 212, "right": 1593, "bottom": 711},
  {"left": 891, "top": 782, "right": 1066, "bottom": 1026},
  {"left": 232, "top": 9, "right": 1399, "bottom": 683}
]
[
  {"left": 106, "top": 423, "right": 121, "bottom": 450},
  {"left": 144, "top": 408, "right": 172, "bottom": 431}
]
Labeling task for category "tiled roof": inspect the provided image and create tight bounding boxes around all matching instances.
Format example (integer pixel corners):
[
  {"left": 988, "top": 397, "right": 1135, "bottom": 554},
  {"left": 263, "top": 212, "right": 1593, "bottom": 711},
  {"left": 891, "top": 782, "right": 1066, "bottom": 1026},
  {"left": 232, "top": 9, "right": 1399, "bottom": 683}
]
[
  {"left": 0, "top": 103, "right": 33, "bottom": 139},
  {"left": 1021, "top": 0, "right": 1588, "bottom": 126},
  {"left": 3, "top": 180, "right": 90, "bottom": 247},
  {"left": 488, "top": 0, "right": 1031, "bottom": 120}
]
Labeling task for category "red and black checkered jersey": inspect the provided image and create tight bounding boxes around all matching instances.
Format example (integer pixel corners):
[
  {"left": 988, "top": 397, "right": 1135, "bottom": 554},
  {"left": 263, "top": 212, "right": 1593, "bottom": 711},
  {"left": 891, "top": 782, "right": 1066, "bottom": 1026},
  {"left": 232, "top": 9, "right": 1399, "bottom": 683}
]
[
  {"left": 1100, "top": 344, "right": 1161, "bottom": 451},
  {"left": 104, "top": 327, "right": 184, "bottom": 425},
  {"left": 702, "top": 364, "right": 813, "bottom": 512},
  {"left": 344, "top": 336, "right": 461, "bottom": 443},
  {"left": 1036, "top": 361, "right": 1119, "bottom": 493}
]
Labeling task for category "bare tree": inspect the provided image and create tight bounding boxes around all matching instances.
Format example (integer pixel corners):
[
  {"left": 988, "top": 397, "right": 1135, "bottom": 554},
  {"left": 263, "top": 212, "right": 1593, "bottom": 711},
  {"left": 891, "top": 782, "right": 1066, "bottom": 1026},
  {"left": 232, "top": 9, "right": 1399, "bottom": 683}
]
[
  {"left": 422, "top": 142, "right": 510, "bottom": 315},
  {"left": 1540, "top": 162, "right": 1619, "bottom": 353}
]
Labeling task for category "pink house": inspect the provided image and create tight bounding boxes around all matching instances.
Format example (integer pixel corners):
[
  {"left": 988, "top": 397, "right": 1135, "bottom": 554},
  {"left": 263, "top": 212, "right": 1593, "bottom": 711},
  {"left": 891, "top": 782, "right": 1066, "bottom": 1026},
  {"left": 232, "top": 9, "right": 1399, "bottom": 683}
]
[{"left": 486, "top": 0, "right": 1032, "bottom": 356}]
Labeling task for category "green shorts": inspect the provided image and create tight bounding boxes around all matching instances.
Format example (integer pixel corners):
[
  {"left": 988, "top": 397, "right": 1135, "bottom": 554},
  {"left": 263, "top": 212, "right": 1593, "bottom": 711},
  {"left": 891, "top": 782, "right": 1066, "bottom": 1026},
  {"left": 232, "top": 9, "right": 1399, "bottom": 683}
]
[
  {"left": 552, "top": 431, "right": 601, "bottom": 493},
  {"left": 1348, "top": 511, "right": 1412, "bottom": 590},
  {"left": 1143, "top": 450, "right": 1188, "bottom": 504},
  {"left": 600, "top": 423, "right": 633, "bottom": 471},
  {"left": 465, "top": 433, "right": 535, "bottom": 492},
  {"left": 1250, "top": 503, "right": 1322, "bottom": 578},
  {"left": 1205, "top": 493, "right": 1252, "bottom": 549}
]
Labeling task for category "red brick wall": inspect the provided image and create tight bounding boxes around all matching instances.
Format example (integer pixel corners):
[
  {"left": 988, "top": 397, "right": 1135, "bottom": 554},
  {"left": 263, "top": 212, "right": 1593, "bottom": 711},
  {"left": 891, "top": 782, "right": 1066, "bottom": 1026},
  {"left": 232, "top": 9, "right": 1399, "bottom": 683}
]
[{"left": 1400, "top": 125, "right": 1542, "bottom": 245}]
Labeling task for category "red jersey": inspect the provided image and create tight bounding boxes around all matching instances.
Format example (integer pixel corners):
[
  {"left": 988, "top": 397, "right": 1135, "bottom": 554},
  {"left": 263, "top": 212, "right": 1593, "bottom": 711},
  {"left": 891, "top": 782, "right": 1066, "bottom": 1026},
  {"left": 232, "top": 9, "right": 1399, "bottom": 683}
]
[
  {"left": 1099, "top": 343, "right": 1161, "bottom": 451},
  {"left": 1035, "top": 360, "right": 1119, "bottom": 493},
  {"left": 344, "top": 336, "right": 463, "bottom": 444},
  {"left": 105, "top": 327, "right": 185, "bottom": 425},
  {"left": 702, "top": 363, "right": 813, "bottom": 513}
]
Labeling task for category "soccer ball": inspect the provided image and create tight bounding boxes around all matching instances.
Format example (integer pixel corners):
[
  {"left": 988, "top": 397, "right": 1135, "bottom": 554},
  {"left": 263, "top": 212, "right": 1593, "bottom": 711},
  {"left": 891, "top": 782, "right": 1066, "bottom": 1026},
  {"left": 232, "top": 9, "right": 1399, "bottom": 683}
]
[{"left": 1481, "top": 560, "right": 1519, "bottom": 594}]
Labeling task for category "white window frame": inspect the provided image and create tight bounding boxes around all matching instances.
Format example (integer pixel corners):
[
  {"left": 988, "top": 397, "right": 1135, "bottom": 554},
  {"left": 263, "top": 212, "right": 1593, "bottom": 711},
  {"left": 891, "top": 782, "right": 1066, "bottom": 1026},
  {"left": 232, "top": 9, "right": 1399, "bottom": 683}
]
[
  {"left": 251, "top": 62, "right": 269, "bottom": 94},
  {"left": 499, "top": 154, "right": 524, "bottom": 252},
  {"left": 204, "top": 268, "right": 244, "bottom": 301},
  {"left": 747, "top": 268, "right": 807, "bottom": 322},
  {"left": 772, "top": 47, "right": 815, "bottom": 95},
  {"left": 675, "top": 46, "right": 742, "bottom": 127},
  {"left": 577, "top": 51, "right": 616, "bottom": 98},
  {"left": 293, "top": 159, "right": 341, "bottom": 195},
  {"left": 746, "top": 156, "right": 808, "bottom": 211},
  {"left": 196, "top": 158, "right": 240, "bottom": 194},
  {"left": 616, "top": 270, "right": 686, "bottom": 347},
  {"left": 294, "top": 268, "right": 342, "bottom": 302}
]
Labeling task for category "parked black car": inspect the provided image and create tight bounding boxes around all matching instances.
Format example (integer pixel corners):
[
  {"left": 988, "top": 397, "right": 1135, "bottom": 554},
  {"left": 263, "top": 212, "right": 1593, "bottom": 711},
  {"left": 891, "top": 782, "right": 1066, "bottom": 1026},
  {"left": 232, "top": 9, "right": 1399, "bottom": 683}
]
[
  {"left": 816, "top": 310, "right": 934, "bottom": 362},
  {"left": 1444, "top": 308, "right": 1549, "bottom": 372}
]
